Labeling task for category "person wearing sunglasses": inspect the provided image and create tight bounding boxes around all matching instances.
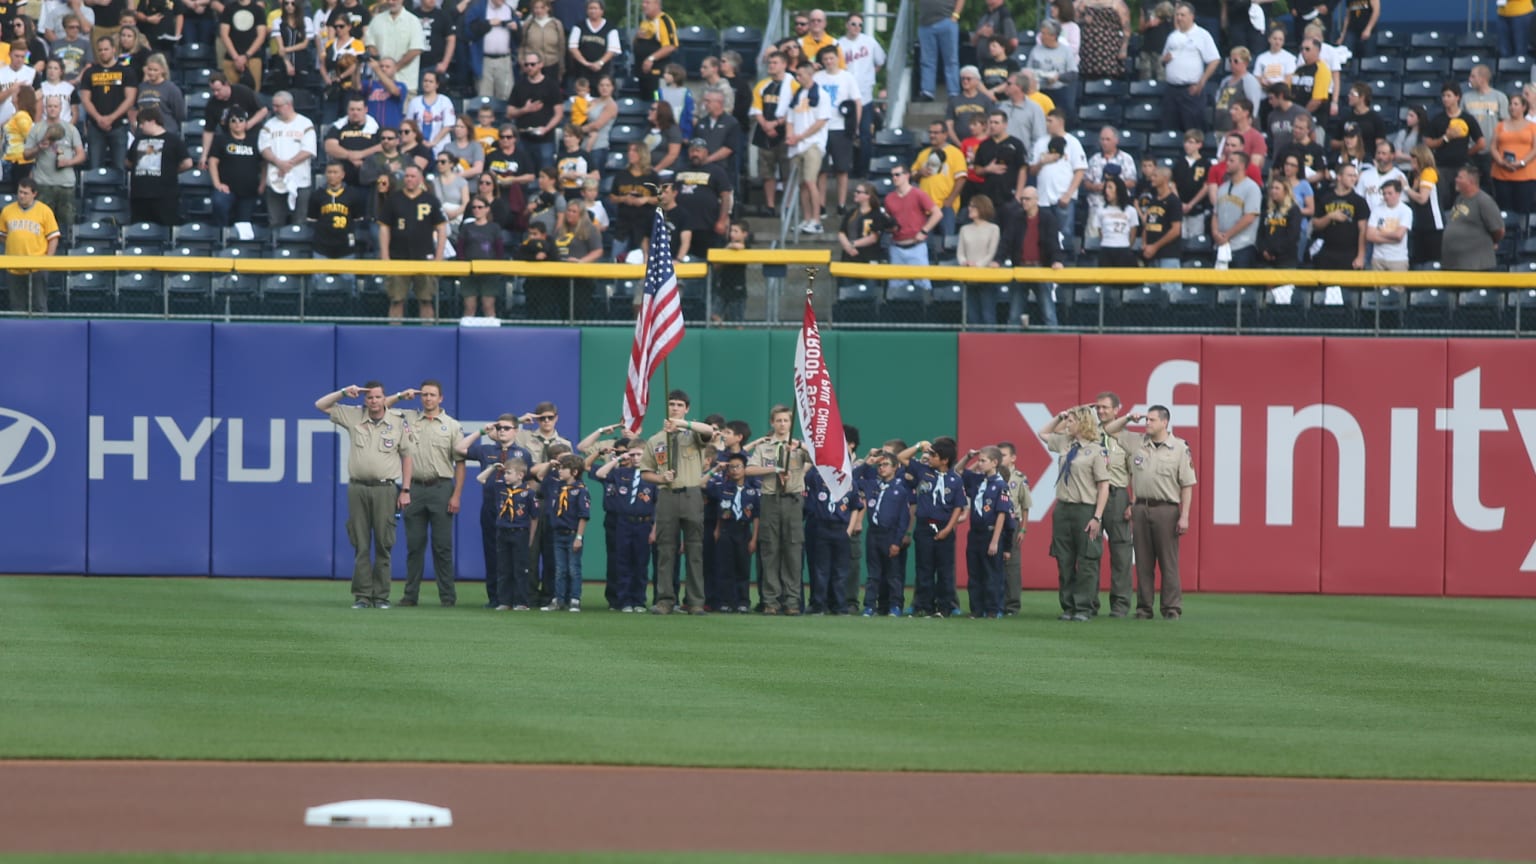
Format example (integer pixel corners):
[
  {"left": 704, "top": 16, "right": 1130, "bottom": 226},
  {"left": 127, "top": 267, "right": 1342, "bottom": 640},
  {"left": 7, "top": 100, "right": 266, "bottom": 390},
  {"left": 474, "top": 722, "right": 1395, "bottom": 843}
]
[
  {"left": 455, "top": 416, "right": 536, "bottom": 608},
  {"left": 506, "top": 50, "right": 562, "bottom": 172},
  {"left": 430, "top": 149, "right": 468, "bottom": 229}
]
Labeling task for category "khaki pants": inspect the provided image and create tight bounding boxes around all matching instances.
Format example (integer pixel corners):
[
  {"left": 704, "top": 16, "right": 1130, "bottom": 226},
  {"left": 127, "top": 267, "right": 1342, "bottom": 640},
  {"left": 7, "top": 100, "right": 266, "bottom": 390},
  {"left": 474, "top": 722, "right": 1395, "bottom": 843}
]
[
  {"left": 403, "top": 480, "right": 456, "bottom": 605},
  {"left": 653, "top": 487, "right": 704, "bottom": 609},
  {"left": 1132, "top": 501, "right": 1183, "bottom": 617},
  {"left": 1005, "top": 530, "right": 1024, "bottom": 614},
  {"left": 347, "top": 482, "right": 398, "bottom": 603},
  {"left": 1050, "top": 501, "right": 1102, "bottom": 617},
  {"left": 758, "top": 493, "right": 805, "bottom": 611},
  {"left": 1099, "top": 486, "right": 1133, "bottom": 616},
  {"left": 37, "top": 185, "right": 75, "bottom": 241},
  {"left": 478, "top": 55, "right": 513, "bottom": 100}
]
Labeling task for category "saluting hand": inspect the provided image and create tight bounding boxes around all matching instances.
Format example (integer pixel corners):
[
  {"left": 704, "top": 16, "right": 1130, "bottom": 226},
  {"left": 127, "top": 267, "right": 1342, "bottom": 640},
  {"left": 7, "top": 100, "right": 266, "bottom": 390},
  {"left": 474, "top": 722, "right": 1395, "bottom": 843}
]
[
  {"left": 343, "top": 384, "right": 361, "bottom": 398},
  {"left": 400, "top": 388, "right": 420, "bottom": 400}
]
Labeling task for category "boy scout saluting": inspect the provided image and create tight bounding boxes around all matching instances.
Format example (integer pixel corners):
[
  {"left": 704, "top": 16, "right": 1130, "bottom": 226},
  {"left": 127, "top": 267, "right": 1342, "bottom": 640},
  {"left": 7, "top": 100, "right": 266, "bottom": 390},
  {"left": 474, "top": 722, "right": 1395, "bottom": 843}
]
[
  {"left": 745, "top": 405, "right": 811, "bottom": 615},
  {"left": 385, "top": 381, "right": 466, "bottom": 607},
  {"left": 1119, "top": 404, "right": 1196, "bottom": 620},
  {"left": 1037, "top": 406, "right": 1110, "bottom": 623},
  {"left": 316, "top": 382, "right": 416, "bottom": 610},
  {"left": 1091, "top": 392, "right": 1138, "bottom": 618},
  {"left": 639, "top": 389, "right": 715, "bottom": 615},
  {"left": 514, "top": 401, "right": 573, "bottom": 463},
  {"left": 997, "top": 441, "right": 1033, "bottom": 616}
]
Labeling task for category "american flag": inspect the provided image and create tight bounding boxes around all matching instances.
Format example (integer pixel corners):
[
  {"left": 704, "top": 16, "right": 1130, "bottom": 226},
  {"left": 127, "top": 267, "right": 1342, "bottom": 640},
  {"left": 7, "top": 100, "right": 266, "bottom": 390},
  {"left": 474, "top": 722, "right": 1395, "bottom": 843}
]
[{"left": 621, "top": 207, "right": 684, "bottom": 434}]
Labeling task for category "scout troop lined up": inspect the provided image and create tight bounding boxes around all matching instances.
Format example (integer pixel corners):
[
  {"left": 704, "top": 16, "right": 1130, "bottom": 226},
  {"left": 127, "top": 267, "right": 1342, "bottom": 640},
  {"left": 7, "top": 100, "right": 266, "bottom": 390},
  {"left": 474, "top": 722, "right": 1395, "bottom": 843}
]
[{"left": 317, "top": 382, "right": 1195, "bottom": 620}]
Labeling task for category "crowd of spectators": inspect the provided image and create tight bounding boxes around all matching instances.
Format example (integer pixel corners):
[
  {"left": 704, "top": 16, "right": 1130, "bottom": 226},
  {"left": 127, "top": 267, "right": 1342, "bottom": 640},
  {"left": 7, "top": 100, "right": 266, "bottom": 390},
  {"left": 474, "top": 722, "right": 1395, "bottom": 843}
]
[{"left": 0, "top": 0, "right": 1532, "bottom": 325}]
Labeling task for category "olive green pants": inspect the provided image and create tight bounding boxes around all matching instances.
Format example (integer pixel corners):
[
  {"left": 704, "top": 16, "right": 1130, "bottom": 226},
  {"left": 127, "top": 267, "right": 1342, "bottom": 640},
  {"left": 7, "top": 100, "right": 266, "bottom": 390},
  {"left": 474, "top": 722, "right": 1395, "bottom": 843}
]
[
  {"left": 1050, "top": 501, "right": 1103, "bottom": 617},
  {"left": 347, "top": 483, "right": 399, "bottom": 603}
]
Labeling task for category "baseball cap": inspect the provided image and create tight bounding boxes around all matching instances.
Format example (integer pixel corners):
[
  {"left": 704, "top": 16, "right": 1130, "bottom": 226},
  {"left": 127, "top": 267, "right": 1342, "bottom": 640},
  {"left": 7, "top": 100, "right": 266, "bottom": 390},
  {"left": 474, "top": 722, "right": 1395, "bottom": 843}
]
[{"left": 688, "top": 137, "right": 709, "bottom": 149}]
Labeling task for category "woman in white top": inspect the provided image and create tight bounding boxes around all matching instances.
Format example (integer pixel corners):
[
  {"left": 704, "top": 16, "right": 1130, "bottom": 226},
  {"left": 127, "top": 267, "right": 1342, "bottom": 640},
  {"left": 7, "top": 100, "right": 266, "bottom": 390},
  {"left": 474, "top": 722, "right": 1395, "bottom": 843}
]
[
  {"left": 406, "top": 69, "right": 457, "bottom": 153},
  {"left": 431, "top": 151, "right": 470, "bottom": 237},
  {"left": 38, "top": 58, "right": 75, "bottom": 124},
  {"left": 1389, "top": 106, "right": 1426, "bottom": 174},
  {"left": 1252, "top": 25, "right": 1296, "bottom": 88},
  {"left": 1050, "top": 0, "right": 1081, "bottom": 64},
  {"left": 581, "top": 73, "right": 619, "bottom": 171},
  {"left": 957, "top": 193, "right": 1001, "bottom": 326},
  {"left": 1095, "top": 176, "right": 1139, "bottom": 266}
]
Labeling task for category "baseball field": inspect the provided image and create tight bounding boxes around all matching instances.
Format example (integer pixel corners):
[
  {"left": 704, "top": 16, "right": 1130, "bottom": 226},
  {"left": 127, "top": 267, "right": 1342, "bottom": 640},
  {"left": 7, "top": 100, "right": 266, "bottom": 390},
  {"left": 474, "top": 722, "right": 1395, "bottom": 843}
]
[{"left": 3, "top": 575, "right": 1535, "bottom": 862}]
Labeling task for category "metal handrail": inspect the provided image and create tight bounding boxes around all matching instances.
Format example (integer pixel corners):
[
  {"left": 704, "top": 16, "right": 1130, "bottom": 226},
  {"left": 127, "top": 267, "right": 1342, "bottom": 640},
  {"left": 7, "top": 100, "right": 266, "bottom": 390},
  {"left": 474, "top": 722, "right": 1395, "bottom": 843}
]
[
  {"left": 882, "top": 0, "right": 915, "bottom": 132},
  {"left": 778, "top": 160, "right": 802, "bottom": 248}
]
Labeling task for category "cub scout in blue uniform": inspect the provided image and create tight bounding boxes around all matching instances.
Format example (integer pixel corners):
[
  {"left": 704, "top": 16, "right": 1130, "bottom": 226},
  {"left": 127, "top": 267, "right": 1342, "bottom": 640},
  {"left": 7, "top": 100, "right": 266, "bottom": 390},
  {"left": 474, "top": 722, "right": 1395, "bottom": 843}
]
[
  {"left": 960, "top": 446, "right": 1014, "bottom": 618},
  {"left": 706, "top": 419, "right": 756, "bottom": 612},
  {"left": 806, "top": 462, "right": 864, "bottom": 614},
  {"left": 492, "top": 459, "right": 540, "bottom": 610},
  {"left": 861, "top": 451, "right": 912, "bottom": 616},
  {"left": 456, "top": 414, "right": 534, "bottom": 607},
  {"left": 1037, "top": 405, "right": 1111, "bottom": 622},
  {"left": 708, "top": 452, "right": 761, "bottom": 614},
  {"left": 897, "top": 437, "right": 967, "bottom": 618},
  {"left": 595, "top": 443, "right": 659, "bottom": 613},
  {"left": 545, "top": 454, "right": 592, "bottom": 612},
  {"left": 315, "top": 381, "right": 416, "bottom": 610}
]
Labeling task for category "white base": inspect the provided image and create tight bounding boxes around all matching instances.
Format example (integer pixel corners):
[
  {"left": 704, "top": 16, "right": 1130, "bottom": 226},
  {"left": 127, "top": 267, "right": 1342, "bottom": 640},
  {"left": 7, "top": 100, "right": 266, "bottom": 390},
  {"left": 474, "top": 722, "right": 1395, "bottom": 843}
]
[{"left": 303, "top": 799, "right": 453, "bottom": 829}]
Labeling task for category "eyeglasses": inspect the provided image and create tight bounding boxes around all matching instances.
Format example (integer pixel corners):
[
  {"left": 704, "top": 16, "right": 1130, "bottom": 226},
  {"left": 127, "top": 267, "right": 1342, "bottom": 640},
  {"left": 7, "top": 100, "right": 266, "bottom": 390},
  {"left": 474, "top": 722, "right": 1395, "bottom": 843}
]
[
  {"left": 472, "top": 203, "right": 488, "bottom": 209},
  {"left": 794, "top": 19, "right": 808, "bottom": 26},
  {"left": 438, "top": 158, "right": 452, "bottom": 164},
  {"left": 535, "top": 414, "right": 556, "bottom": 421},
  {"left": 890, "top": 169, "right": 907, "bottom": 176},
  {"left": 500, "top": 133, "right": 516, "bottom": 138}
]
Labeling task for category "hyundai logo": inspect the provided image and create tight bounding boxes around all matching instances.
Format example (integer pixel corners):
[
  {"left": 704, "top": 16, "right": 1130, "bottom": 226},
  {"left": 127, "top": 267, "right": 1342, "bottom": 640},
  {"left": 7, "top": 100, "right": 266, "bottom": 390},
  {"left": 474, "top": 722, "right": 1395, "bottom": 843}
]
[{"left": 0, "top": 408, "right": 55, "bottom": 485}]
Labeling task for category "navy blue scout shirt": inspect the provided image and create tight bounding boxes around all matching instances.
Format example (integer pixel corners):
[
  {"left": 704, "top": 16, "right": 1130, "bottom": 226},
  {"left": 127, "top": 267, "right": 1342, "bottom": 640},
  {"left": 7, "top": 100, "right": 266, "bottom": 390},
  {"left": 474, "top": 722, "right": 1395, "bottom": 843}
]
[
  {"left": 537, "top": 470, "right": 562, "bottom": 513},
  {"left": 807, "top": 468, "right": 864, "bottom": 524},
  {"left": 610, "top": 465, "right": 657, "bottom": 517},
  {"left": 962, "top": 470, "right": 1014, "bottom": 535},
  {"left": 600, "top": 463, "right": 622, "bottom": 513},
  {"left": 551, "top": 481, "right": 591, "bottom": 531},
  {"left": 862, "top": 475, "right": 912, "bottom": 536},
  {"left": 472, "top": 440, "right": 534, "bottom": 505},
  {"left": 496, "top": 479, "right": 538, "bottom": 530},
  {"left": 708, "top": 475, "right": 761, "bottom": 526},
  {"left": 713, "top": 448, "right": 762, "bottom": 488},
  {"left": 904, "top": 461, "right": 968, "bottom": 524}
]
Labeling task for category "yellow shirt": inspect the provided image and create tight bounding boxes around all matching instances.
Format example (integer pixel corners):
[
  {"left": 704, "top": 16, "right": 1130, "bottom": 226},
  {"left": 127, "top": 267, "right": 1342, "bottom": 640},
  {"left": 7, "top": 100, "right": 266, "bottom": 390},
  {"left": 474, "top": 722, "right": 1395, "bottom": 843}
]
[
  {"left": 1500, "top": 0, "right": 1533, "bottom": 17},
  {"left": 913, "top": 144, "right": 967, "bottom": 213},
  {"left": 1, "top": 200, "right": 61, "bottom": 272},
  {"left": 569, "top": 93, "right": 590, "bottom": 128},
  {"left": 474, "top": 123, "right": 499, "bottom": 153},
  {"left": 1027, "top": 91, "right": 1055, "bottom": 115},
  {"left": 4, "top": 110, "right": 33, "bottom": 164},
  {"left": 801, "top": 33, "right": 840, "bottom": 70}
]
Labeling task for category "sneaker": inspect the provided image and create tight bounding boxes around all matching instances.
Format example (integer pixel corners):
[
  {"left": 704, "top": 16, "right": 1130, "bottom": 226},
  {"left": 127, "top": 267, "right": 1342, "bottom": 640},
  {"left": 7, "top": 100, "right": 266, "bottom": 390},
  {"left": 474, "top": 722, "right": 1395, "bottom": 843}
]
[
  {"left": 650, "top": 603, "right": 673, "bottom": 615},
  {"left": 911, "top": 608, "right": 930, "bottom": 618},
  {"left": 686, "top": 606, "right": 708, "bottom": 615},
  {"left": 736, "top": 604, "right": 752, "bottom": 614},
  {"left": 1071, "top": 613, "right": 1092, "bottom": 622},
  {"left": 375, "top": 601, "right": 391, "bottom": 610},
  {"left": 1058, "top": 613, "right": 1074, "bottom": 621},
  {"left": 352, "top": 600, "right": 371, "bottom": 609},
  {"left": 163, "top": 33, "right": 182, "bottom": 41},
  {"left": 916, "top": 92, "right": 936, "bottom": 102},
  {"left": 540, "top": 601, "right": 563, "bottom": 611},
  {"left": 950, "top": 607, "right": 964, "bottom": 618},
  {"left": 494, "top": 604, "right": 512, "bottom": 611},
  {"left": 932, "top": 609, "right": 946, "bottom": 619},
  {"left": 512, "top": 605, "right": 531, "bottom": 611},
  {"left": 800, "top": 220, "right": 823, "bottom": 235},
  {"left": 887, "top": 607, "right": 902, "bottom": 617},
  {"left": 862, "top": 607, "right": 875, "bottom": 617},
  {"left": 569, "top": 600, "right": 582, "bottom": 612},
  {"left": 398, "top": 598, "right": 418, "bottom": 607}
]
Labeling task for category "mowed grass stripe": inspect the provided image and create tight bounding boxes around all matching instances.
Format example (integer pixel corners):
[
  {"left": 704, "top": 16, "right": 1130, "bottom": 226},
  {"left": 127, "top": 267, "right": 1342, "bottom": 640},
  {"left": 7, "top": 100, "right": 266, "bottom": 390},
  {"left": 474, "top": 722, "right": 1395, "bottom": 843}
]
[{"left": 1, "top": 578, "right": 1533, "bottom": 780}]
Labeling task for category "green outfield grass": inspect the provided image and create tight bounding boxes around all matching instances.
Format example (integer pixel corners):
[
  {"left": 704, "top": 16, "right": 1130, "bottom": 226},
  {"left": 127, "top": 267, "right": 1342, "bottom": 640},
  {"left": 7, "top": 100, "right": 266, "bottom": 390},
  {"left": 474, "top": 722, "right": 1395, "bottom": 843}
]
[{"left": 2, "top": 577, "right": 1534, "bottom": 780}]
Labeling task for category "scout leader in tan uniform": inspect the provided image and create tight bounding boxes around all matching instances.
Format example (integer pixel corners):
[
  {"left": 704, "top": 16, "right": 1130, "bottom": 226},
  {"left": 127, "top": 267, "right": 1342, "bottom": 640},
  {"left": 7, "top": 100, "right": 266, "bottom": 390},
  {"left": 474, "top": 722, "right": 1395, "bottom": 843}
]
[
  {"left": 639, "top": 389, "right": 715, "bottom": 615},
  {"left": 1038, "top": 405, "right": 1110, "bottom": 623},
  {"left": 1120, "top": 404, "right": 1195, "bottom": 620},
  {"left": 316, "top": 382, "right": 416, "bottom": 610},
  {"left": 745, "top": 405, "right": 812, "bottom": 615},
  {"left": 1092, "top": 391, "right": 1140, "bottom": 618},
  {"left": 997, "top": 441, "right": 1033, "bottom": 616},
  {"left": 513, "top": 400, "right": 573, "bottom": 463},
  {"left": 385, "top": 381, "right": 466, "bottom": 607}
]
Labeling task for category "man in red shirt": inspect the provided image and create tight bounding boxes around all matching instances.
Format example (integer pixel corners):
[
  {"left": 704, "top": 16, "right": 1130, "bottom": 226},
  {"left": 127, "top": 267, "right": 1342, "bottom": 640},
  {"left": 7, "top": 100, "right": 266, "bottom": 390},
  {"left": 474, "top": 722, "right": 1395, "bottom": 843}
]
[{"left": 883, "top": 164, "right": 942, "bottom": 298}]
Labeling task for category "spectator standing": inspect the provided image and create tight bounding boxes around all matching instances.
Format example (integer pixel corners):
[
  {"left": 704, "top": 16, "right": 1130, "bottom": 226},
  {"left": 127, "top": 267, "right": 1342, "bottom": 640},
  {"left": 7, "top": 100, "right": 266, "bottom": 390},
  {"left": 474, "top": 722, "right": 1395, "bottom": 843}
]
[
  {"left": 1252, "top": 25, "right": 1294, "bottom": 93},
  {"left": 51, "top": 16, "right": 93, "bottom": 85},
  {"left": 415, "top": 0, "right": 456, "bottom": 86},
  {"left": 1365, "top": 178, "right": 1412, "bottom": 282},
  {"left": 324, "top": 95, "right": 381, "bottom": 187},
  {"left": 1211, "top": 150, "right": 1260, "bottom": 266},
  {"left": 78, "top": 36, "right": 135, "bottom": 170},
  {"left": 972, "top": 109, "right": 1026, "bottom": 209},
  {"left": 800, "top": 8, "right": 839, "bottom": 70},
  {"left": 1311, "top": 162, "right": 1367, "bottom": 270},
  {"left": 362, "top": 55, "right": 408, "bottom": 131},
  {"left": 1264, "top": 83, "right": 1305, "bottom": 153},
  {"left": 916, "top": 0, "right": 961, "bottom": 103},
  {"left": 377, "top": 163, "right": 448, "bottom": 320},
  {"left": 132, "top": 53, "right": 184, "bottom": 135},
  {"left": 1289, "top": 37, "right": 1331, "bottom": 134},
  {"left": 208, "top": 109, "right": 264, "bottom": 225},
  {"left": 972, "top": 0, "right": 1017, "bottom": 52},
  {"left": 838, "top": 180, "right": 891, "bottom": 263},
  {"left": 996, "top": 72, "right": 1046, "bottom": 153},
  {"left": 1441, "top": 165, "right": 1504, "bottom": 272},
  {"left": 406, "top": 69, "right": 455, "bottom": 152},
  {"left": 1027, "top": 22, "right": 1077, "bottom": 120},
  {"left": 521, "top": 0, "right": 564, "bottom": 80},
  {"left": 1085, "top": 125, "right": 1137, "bottom": 238},
  {"left": 945, "top": 64, "right": 992, "bottom": 146},
  {"left": 785, "top": 60, "right": 832, "bottom": 235},
  {"left": 1077, "top": 0, "right": 1130, "bottom": 81},
  {"left": 1140, "top": 165, "right": 1184, "bottom": 275},
  {"left": 1492, "top": 93, "right": 1536, "bottom": 218},
  {"left": 750, "top": 50, "right": 796, "bottom": 215},
  {"left": 914, "top": 121, "right": 966, "bottom": 250},
  {"left": 957, "top": 193, "right": 1000, "bottom": 322},
  {"left": 1212, "top": 48, "right": 1261, "bottom": 135},
  {"left": 812, "top": 44, "right": 858, "bottom": 216},
  {"left": 259, "top": 90, "right": 318, "bottom": 227},
  {"left": 0, "top": 178, "right": 59, "bottom": 314},
  {"left": 838, "top": 13, "right": 883, "bottom": 175},
  {"left": 1028, "top": 111, "right": 1086, "bottom": 259},
  {"left": 508, "top": 51, "right": 563, "bottom": 172},
  {"left": 883, "top": 163, "right": 942, "bottom": 296},
  {"left": 1160, "top": 2, "right": 1219, "bottom": 135},
  {"left": 1096, "top": 176, "right": 1139, "bottom": 266},
  {"left": 567, "top": 0, "right": 618, "bottom": 83},
  {"left": 126, "top": 106, "right": 191, "bottom": 226},
  {"left": 1426, "top": 84, "right": 1485, "bottom": 209},
  {"left": 694, "top": 87, "right": 740, "bottom": 195},
  {"left": 456, "top": 195, "right": 504, "bottom": 317},
  {"left": 1257, "top": 176, "right": 1300, "bottom": 266},
  {"left": 364, "top": 0, "right": 425, "bottom": 92},
  {"left": 470, "top": 0, "right": 518, "bottom": 101},
  {"left": 219, "top": 0, "right": 268, "bottom": 90},
  {"left": 1330, "top": 82, "right": 1385, "bottom": 161},
  {"left": 1497, "top": 0, "right": 1533, "bottom": 59},
  {"left": 1357, "top": 138, "right": 1405, "bottom": 215},
  {"left": 1406, "top": 144, "right": 1443, "bottom": 264},
  {"left": 1391, "top": 105, "right": 1428, "bottom": 174},
  {"left": 22, "top": 95, "right": 83, "bottom": 234},
  {"left": 999, "top": 186, "right": 1064, "bottom": 327},
  {"left": 200, "top": 73, "right": 266, "bottom": 167},
  {"left": 309, "top": 160, "right": 366, "bottom": 262},
  {"left": 630, "top": 0, "right": 675, "bottom": 98},
  {"left": 1, "top": 83, "right": 34, "bottom": 182}
]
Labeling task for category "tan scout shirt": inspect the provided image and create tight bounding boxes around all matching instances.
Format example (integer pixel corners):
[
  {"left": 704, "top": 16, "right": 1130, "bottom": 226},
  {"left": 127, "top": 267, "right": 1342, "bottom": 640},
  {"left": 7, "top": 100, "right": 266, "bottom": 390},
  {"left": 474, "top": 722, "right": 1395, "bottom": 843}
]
[
  {"left": 1005, "top": 471, "right": 1033, "bottom": 524},
  {"left": 330, "top": 405, "right": 415, "bottom": 483},
  {"left": 516, "top": 429, "right": 572, "bottom": 463},
  {"left": 1130, "top": 434, "right": 1197, "bottom": 504},
  {"left": 398, "top": 409, "right": 464, "bottom": 480},
  {"left": 1100, "top": 430, "right": 1136, "bottom": 489},
  {"left": 749, "top": 438, "right": 810, "bottom": 495},
  {"left": 1046, "top": 432, "right": 1110, "bottom": 506},
  {"left": 641, "top": 427, "right": 712, "bottom": 490}
]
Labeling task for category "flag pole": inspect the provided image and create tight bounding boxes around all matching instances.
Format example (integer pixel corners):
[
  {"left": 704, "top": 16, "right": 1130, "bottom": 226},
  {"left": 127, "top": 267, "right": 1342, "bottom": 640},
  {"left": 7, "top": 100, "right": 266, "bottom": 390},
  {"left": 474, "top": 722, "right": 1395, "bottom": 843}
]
[{"left": 662, "top": 356, "right": 671, "bottom": 471}]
